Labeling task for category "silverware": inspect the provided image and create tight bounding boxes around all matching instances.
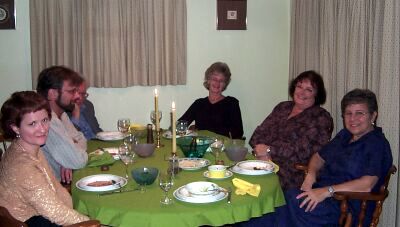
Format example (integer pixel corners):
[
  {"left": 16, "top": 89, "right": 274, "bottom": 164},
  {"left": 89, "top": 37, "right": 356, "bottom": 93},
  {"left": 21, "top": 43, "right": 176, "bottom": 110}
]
[
  {"left": 98, "top": 188, "right": 139, "bottom": 196},
  {"left": 227, "top": 187, "right": 232, "bottom": 204}
]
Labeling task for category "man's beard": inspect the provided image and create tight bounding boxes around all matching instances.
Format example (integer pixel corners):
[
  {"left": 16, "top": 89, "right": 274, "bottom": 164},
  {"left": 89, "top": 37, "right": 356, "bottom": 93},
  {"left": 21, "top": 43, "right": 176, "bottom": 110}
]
[{"left": 56, "top": 96, "right": 75, "bottom": 112}]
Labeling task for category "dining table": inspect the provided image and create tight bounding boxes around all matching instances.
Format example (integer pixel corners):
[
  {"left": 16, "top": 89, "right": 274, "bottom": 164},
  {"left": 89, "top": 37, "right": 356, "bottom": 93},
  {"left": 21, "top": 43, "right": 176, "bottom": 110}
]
[{"left": 72, "top": 130, "right": 285, "bottom": 227}]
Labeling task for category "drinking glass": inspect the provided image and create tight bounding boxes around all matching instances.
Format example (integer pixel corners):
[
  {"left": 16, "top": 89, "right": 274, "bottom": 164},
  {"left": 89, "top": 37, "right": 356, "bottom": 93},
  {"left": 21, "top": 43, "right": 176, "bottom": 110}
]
[
  {"left": 150, "top": 111, "right": 162, "bottom": 126},
  {"left": 123, "top": 134, "right": 137, "bottom": 152},
  {"left": 159, "top": 172, "right": 174, "bottom": 205},
  {"left": 117, "top": 118, "right": 131, "bottom": 135},
  {"left": 119, "top": 143, "right": 135, "bottom": 179},
  {"left": 210, "top": 137, "right": 225, "bottom": 164},
  {"left": 176, "top": 120, "right": 188, "bottom": 136}
]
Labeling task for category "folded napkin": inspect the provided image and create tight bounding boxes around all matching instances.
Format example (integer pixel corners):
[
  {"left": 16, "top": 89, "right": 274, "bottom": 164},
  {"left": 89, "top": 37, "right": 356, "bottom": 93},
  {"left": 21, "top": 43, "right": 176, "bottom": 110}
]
[
  {"left": 232, "top": 178, "right": 261, "bottom": 197},
  {"left": 87, "top": 151, "right": 115, "bottom": 167}
]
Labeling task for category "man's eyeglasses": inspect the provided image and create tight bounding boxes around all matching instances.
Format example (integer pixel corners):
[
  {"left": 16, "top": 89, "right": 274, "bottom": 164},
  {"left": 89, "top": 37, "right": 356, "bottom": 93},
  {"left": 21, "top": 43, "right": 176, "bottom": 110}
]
[
  {"left": 79, "top": 92, "right": 89, "bottom": 98},
  {"left": 62, "top": 88, "right": 79, "bottom": 95},
  {"left": 343, "top": 111, "right": 369, "bottom": 119}
]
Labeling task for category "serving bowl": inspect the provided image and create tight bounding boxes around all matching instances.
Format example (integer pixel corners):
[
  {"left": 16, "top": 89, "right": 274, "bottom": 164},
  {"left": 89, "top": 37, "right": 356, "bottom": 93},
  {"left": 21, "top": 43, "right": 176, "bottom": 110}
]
[
  {"left": 131, "top": 167, "right": 159, "bottom": 186},
  {"left": 134, "top": 143, "right": 155, "bottom": 157},
  {"left": 225, "top": 146, "right": 248, "bottom": 162},
  {"left": 176, "top": 136, "right": 214, "bottom": 158}
]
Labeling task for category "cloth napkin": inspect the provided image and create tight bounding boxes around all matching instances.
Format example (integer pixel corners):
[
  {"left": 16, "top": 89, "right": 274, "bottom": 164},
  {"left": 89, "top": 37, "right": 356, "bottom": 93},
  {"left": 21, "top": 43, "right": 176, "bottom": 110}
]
[
  {"left": 232, "top": 178, "right": 261, "bottom": 197},
  {"left": 87, "top": 151, "right": 115, "bottom": 167}
]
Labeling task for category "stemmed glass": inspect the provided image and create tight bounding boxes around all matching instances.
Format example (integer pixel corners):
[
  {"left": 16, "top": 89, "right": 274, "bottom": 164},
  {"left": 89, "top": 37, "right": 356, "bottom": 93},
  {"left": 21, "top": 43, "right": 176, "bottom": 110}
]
[
  {"left": 119, "top": 143, "right": 135, "bottom": 179},
  {"left": 176, "top": 120, "right": 188, "bottom": 136},
  {"left": 159, "top": 172, "right": 174, "bottom": 205},
  {"left": 210, "top": 137, "right": 225, "bottom": 164},
  {"left": 150, "top": 111, "right": 162, "bottom": 128},
  {"left": 117, "top": 118, "right": 131, "bottom": 136}
]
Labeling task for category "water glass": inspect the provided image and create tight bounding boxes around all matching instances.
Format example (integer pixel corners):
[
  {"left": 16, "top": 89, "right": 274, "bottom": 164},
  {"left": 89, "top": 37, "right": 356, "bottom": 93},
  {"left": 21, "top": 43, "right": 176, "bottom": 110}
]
[
  {"left": 117, "top": 118, "right": 131, "bottom": 135},
  {"left": 176, "top": 120, "right": 188, "bottom": 136},
  {"left": 159, "top": 172, "right": 174, "bottom": 205},
  {"left": 150, "top": 111, "right": 162, "bottom": 126}
]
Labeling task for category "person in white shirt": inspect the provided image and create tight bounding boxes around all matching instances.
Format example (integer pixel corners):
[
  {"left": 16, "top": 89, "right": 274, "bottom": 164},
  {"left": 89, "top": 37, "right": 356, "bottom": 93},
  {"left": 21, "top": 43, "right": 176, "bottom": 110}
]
[{"left": 36, "top": 66, "right": 88, "bottom": 184}]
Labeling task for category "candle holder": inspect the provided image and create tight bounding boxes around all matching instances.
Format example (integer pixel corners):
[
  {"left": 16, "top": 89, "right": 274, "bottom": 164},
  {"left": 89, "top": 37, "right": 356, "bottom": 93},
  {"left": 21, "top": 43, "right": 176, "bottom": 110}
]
[
  {"left": 167, "top": 153, "right": 180, "bottom": 179},
  {"left": 155, "top": 129, "right": 164, "bottom": 148}
]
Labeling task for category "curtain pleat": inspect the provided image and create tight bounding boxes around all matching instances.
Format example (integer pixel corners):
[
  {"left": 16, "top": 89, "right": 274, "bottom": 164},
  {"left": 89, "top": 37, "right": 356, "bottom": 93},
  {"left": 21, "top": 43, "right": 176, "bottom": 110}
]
[
  {"left": 30, "top": 0, "right": 187, "bottom": 88},
  {"left": 289, "top": 1, "right": 399, "bottom": 226}
]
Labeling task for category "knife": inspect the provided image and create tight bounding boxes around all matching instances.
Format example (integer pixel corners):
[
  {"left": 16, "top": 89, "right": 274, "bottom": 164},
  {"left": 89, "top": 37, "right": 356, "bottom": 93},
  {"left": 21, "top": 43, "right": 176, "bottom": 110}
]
[
  {"left": 227, "top": 187, "right": 232, "bottom": 204},
  {"left": 98, "top": 188, "right": 139, "bottom": 196}
]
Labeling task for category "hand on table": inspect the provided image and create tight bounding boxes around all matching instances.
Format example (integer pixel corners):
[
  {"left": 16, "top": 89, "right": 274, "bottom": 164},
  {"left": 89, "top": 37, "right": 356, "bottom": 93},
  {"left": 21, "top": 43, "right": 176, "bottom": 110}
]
[
  {"left": 60, "top": 166, "right": 73, "bottom": 184},
  {"left": 296, "top": 187, "right": 330, "bottom": 212},
  {"left": 253, "top": 144, "right": 271, "bottom": 160}
]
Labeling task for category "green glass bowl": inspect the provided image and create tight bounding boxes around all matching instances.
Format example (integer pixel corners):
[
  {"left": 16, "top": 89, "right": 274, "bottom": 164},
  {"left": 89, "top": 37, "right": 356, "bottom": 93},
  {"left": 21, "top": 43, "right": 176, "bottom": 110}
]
[
  {"left": 131, "top": 167, "right": 159, "bottom": 185},
  {"left": 176, "top": 136, "right": 214, "bottom": 158}
]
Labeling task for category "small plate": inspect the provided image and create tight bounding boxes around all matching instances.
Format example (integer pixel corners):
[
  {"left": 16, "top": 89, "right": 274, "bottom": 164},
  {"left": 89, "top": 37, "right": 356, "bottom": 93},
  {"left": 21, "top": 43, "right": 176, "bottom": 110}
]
[
  {"left": 178, "top": 158, "right": 210, "bottom": 170},
  {"left": 203, "top": 170, "right": 233, "bottom": 180},
  {"left": 90, "top": 147, "right": 120, "bottom": 160},
  {"left": 76, "top": 174, "right": 127, "bottom": 192},
  {"left": 96, "top": 131, "right": 124, "bottom": 141},
  {"left": 162, "top": 130, "right": 197, "bottom": 139}
]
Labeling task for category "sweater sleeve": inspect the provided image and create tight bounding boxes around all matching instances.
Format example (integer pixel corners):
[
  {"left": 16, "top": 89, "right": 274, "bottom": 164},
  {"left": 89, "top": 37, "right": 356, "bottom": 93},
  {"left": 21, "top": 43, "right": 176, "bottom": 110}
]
[
  {"left": 179, "top": 100, "right": 199, "bottom": 125},
  {"left": 227, "top": 98, "right": 244, "bottom": 139}
]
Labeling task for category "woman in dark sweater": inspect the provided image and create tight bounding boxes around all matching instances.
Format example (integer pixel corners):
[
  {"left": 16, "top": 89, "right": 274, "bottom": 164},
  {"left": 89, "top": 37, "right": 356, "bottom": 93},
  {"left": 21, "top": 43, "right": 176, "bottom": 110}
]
[{"left": 179, "top": 62, "right": 244, "bottom": 139}]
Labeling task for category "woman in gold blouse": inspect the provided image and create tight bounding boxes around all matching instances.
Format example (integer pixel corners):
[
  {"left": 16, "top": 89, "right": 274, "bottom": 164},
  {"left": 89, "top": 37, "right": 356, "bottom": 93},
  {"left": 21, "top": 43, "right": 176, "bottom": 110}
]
[{"left": 0, "top": 91, "right": 89, "bottom": 226}]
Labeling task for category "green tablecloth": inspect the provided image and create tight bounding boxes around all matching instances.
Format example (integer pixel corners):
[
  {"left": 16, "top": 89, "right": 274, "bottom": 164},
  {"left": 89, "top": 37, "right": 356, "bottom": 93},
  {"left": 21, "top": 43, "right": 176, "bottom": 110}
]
[{"left": 72, "top": 131, "right": 285, "bottom": 227}]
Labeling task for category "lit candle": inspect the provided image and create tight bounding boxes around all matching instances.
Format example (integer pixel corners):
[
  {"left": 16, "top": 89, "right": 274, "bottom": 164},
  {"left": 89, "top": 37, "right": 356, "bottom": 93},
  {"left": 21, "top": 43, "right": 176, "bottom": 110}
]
[
  {"left": 171, "top": 101, "right": 176, "bottom": 154},
  {"left": 154, "top": 89, "right": 160, "bottom": 131}
]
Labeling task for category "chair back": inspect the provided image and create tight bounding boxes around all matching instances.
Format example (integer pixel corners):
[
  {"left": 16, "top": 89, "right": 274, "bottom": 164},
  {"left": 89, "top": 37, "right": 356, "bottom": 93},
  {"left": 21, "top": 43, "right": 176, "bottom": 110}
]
[
  {"left": 0, "top": 206, "right": 27, "bottom": 227},
  {"left": 336, "top": 165, "right": 397, "bottom": 227}
]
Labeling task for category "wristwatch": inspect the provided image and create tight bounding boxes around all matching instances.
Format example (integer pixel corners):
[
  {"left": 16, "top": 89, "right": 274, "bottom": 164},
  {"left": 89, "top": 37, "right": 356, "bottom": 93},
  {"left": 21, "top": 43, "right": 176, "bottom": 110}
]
[{"left": 328, "top": 186, "right": 335, "bottom": 197}]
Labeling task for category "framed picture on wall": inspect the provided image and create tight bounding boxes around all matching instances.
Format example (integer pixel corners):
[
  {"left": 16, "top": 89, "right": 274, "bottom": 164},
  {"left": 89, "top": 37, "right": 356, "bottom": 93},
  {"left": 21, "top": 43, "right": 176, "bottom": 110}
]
[
  {"left": 0, "top": 0, "right": 16, "bottom": 29},
  {"left": 217, "top": 0, "right": 247, "bottom": 30}
]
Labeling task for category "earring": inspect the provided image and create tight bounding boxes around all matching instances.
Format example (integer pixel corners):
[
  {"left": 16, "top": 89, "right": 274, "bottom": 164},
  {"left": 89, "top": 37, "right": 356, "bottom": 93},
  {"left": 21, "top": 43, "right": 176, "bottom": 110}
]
[
  {"left": 16, "top": 133, "right": 20, "bottom": 138},
  {"left": 371, "top": 122, "right": 375, "bottom": 126}
]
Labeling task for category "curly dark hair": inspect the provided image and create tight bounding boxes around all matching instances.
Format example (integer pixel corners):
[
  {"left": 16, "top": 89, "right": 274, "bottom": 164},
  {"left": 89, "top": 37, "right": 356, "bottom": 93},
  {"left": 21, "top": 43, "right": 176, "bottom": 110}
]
[
  {"left": 289, "top": 70, "right": 327, "bottom": 106},
  {"left": 203, "top": 62, "right": 231, "bottom": 91},
  {"left": 36, "top": 65, "right": 83, "bottom": 98},
  {"left": 341, "top": 89, "right": 378, "bottom": 115},
  {"left": 1, "top": 91, "right": 51, "bottom": 139}
]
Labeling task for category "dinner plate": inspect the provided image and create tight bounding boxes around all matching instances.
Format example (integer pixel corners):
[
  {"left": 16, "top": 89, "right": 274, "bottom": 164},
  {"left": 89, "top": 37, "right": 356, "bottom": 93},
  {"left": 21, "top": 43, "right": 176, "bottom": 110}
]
[
  {"left": 173, "top": 184, "right": 227, "bottom": 203},
  {"left": 96, "top": 131, "right": 125, "bottom": 141},
  {"left": 76, "top": 174, "right": 127, "bottom": 192},
  {"left": 162, "top": 130, "right": 197, "bottom": 139},
  {"left": 178, "top": 158, "right": 210, "bottom": 170},
  {"left": 231, "top": 160, "right": 275, "bottom": 176},
  {"left": 90, "top": 147, "right": 120, "bottom": 160},
  {"left": 203, "top": 170, "right": 233, "bottom": 180}
]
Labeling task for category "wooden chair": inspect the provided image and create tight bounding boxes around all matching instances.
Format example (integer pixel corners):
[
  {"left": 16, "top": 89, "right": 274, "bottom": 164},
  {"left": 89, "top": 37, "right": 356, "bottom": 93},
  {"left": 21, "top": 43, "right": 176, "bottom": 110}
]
[
  {"left": 294, "top": 164, "right": 397, "bottom": 227},
  {"left": 0, "top": 206, "right": 101, "bottom": 227}
]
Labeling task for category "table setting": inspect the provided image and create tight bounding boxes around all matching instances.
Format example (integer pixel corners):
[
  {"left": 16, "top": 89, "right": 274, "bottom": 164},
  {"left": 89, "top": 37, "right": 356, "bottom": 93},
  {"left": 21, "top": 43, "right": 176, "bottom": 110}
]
[{"left": 72, "top": 90, "right": 285, "bottom": 227}]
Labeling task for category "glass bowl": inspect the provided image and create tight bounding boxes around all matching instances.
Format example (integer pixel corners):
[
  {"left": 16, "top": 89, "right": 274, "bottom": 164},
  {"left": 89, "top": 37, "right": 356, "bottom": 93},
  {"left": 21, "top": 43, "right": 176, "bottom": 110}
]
[
  {"left": 134, "top": 143, "right": 155, "bottom": 158},
  {"left": 131, "top": 167, "right": 159, "bottom": 186},
  {"left": 176, "top": 136, "right": 214, "bottom": 158}
]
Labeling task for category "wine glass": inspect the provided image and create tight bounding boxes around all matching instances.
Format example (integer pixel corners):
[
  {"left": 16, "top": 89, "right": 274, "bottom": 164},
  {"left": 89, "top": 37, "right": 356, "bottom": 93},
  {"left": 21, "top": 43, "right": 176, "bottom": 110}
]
[
  {"left": 176, "top": 120, "right": 188, "bottom": 136},
  {"left": 150, "top": 111, "right": 162, "bottom": 127},
  {"left": 119, "top": 143, "right": 135, "bottom": 179},
  {"left": 117, "top": 118, "right": 131, "bottom": 135},
  {"left": 210, "top": 137, "right": 225, "bottom": 164},
  {"left": 123, "top": 133, "right": 137, "bottom": 152},
  {"left": 159, "top": 172, "right": 174, "bottom": 205}
]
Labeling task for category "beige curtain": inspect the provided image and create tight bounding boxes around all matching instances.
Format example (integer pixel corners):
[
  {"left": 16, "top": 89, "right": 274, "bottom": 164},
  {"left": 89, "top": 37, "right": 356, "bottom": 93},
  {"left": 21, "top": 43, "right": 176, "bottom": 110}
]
[
  {"left": 30, "top": 0, "right": 187, "bottom": 88},
  {"left": 290, "top": 0, "right": 399, "bottom": 226}
]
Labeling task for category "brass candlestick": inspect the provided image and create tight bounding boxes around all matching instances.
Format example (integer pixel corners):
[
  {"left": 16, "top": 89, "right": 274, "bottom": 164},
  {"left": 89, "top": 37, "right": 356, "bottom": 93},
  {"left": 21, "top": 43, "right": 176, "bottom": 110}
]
[{"left": 155, "top": 129, "right": 164, "bottom": 148}]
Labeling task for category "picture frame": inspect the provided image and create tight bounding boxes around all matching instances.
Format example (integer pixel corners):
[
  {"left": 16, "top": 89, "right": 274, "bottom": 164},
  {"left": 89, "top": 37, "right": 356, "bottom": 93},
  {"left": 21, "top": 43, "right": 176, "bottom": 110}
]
[
  {"left": 0, "top": 0, "right": 16, "bottom": 30},
  {"left": 216, "top": 0, "right": 247, "bottom": 30}
]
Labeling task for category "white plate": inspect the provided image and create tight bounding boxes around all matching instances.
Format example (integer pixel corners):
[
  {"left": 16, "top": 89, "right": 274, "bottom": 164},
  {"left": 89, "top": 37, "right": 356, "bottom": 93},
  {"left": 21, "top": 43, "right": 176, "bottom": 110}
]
[
  {"left": 96, "top": 131, "right": 125, "bottom": 141},
  {"left": 162, "top": 130, "right": 197, "bottom": 139},
  {"left": 76, "top": 174, "right": 127, "bottom": 192},
  {"left": 185, "top": 181, "right": 218, "bottom": 196},
  {"left": 178, "top": 158, "right": 210, "bottom": 170},
  {"left": 203, "top": 170, "right": 233, "bottom": 180},
  {"left": 173, "top": 185, "right": 227, "bottom": 203},
  {"left": 231, "top": 160, "right": 274, "bottom": 176},
  {"left": 90, "top": 147, "right": 120, "bottom": 160}
]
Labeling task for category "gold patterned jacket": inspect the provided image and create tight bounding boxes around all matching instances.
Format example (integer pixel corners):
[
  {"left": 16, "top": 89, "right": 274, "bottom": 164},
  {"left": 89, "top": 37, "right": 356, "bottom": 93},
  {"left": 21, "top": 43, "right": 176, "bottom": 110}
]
[{"left": 0, "top": 142, "right": 89, "bottom": 225}]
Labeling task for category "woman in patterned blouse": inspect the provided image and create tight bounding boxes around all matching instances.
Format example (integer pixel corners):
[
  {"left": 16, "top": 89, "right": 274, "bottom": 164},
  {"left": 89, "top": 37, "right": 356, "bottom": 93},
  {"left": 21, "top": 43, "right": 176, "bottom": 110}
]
[{"left": 250, "top": 70, "right": 333, "bottom": 190}]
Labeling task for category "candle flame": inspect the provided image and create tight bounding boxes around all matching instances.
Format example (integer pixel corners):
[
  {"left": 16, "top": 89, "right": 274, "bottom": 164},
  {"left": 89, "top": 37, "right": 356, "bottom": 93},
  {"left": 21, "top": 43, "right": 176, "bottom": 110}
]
[
  {"left": 154, "top": 88, "right": 158, "bottom": 97},
  {"left": 172, "top": 101, "right": 176, "bottom": 109}
]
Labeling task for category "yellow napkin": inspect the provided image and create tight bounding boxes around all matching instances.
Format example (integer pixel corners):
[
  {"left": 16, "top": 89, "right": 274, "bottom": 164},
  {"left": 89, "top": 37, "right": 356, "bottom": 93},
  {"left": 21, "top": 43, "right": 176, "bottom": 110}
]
[{"left": 232, "top": 178, "right": 261, "bottom": 197}]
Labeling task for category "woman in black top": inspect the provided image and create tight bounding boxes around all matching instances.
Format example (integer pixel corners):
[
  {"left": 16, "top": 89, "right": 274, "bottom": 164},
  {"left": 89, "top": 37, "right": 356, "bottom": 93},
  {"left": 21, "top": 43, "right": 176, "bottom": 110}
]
[{"left": 179, "top": 62, "right": 244, "bottom": 139}]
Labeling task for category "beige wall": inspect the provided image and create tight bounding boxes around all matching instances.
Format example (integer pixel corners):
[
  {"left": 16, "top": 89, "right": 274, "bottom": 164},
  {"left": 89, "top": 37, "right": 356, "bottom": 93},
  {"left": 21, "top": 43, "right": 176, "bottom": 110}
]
[{"left": 0, "top": 0, "right": 290, "bottom": 142}]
